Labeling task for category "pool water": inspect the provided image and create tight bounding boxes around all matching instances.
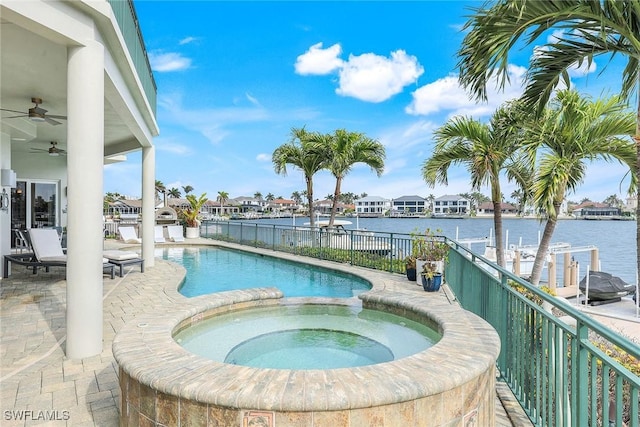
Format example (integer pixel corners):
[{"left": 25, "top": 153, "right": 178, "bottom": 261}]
[
  {"left": 159, "top": 247, "right": 371, "bottom": 298},
  {"left": 174, "top": 304, "right": 440, "bottom": 369}
]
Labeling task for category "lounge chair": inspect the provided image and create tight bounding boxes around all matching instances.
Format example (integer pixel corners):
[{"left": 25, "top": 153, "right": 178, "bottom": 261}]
[
  {"left": 14, "top": 229, "right": 31, "bottom": 253},
  {"left": 102, "top": 250, "right": 145, "bottom": 277},
  {"left": 3, "top": 228, "right": 115, "bottom": 279},
  {"left": 154, "top": 225, "right": 166, "bottom": 243},
  {"left": 167, "top": 225, "right": 185, "bottom": 242},
  {"left": 118, "top": 226, "right": 142, "bottom": 244}
]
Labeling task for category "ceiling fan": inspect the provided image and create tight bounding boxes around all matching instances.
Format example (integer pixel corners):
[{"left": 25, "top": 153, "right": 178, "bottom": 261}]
[
  {"left": 0, "top": 97, "right": 67, "bottom": 125},
  {"left": 30, "top": 141, "right": 67, "bottom": 157}
]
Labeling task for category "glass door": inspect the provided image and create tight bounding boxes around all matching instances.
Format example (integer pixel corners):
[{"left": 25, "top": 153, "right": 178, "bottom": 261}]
[
  {"left": 31, "top": 182, "right": 57, "bottom": 228},
  {"left": 10, "top": 181, "right": 27, "bottom": 247}
]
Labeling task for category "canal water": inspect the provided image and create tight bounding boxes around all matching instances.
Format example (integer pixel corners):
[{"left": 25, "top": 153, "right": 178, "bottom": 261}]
[{"left": 242, "top": 216, "right": 637, "bottom": 285}]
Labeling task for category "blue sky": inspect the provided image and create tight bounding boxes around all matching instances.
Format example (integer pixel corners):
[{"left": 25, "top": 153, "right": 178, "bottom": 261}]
[{"left": 104, "top": 1, "right": 631, "bottom": 204}]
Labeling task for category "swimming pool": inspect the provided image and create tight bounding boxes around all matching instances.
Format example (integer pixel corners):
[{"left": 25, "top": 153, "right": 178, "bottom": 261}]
[{"left": 159, "top": 246, "right": 372, "bottom": 297}]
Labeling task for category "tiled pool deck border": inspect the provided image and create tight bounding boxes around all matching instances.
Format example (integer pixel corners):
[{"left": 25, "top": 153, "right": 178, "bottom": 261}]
[{"left": 113, "top": 242, "right": 501, "bottom": 426}]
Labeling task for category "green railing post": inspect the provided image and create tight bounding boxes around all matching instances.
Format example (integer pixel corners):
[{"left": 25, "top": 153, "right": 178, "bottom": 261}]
[
  {"left": 254, "top": 223, "right": 258, "bottom": 247},
  {"left": 575, "top": 321, "right": 589, "bottom": 427},
  {"left": 389, "top": 233, "right": 394, "bottom": 273},
  {"left": 349, "top": 229, "right": 354, "bottom": 265}
]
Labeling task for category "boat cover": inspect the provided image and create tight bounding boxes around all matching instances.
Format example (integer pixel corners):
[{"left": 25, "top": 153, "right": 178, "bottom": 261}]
[{"left": 579, "top": 270, "right": 635, "bottom": 301}]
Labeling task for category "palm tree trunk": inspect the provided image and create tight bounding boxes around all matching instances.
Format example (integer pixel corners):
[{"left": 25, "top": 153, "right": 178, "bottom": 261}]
[
  {"left": 306, "top": 176, "right": 315, "bottom": 228},
  {"left": 530, "top": 204, "right": 561, "bottom": 286},
  {"left": 328, "top": 177, "right": 342, "bottom": 228},
  {"left": 492, "top": 178, "right": 505, "bottom": 267},
  {"left": 493, "top": 205, "right": 505, "bottom": 267}
]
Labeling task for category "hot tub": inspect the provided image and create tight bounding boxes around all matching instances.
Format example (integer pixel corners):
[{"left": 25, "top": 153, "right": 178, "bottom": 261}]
[{"left": 113, "top": 287, "right": 500, "bottom": 426}]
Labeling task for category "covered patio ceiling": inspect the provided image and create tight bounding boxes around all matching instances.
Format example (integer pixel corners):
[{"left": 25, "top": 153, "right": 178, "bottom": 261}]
[{"left": 1, "top": 14, "right": 149, "bottom": 162}]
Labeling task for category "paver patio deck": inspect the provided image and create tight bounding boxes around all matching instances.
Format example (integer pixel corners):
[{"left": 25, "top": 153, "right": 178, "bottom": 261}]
[{"left": 0, "top": 239, "right": 537, "bottom": 426}]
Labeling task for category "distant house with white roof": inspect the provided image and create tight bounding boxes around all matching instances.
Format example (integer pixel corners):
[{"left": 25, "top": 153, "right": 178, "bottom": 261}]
[
  {"left": 232, "top": 196, "right": 267, "bottom": 213},
  {"left": 355, "top": 196, "right": 390, "bottom": 217},
  {"left": 268, "top": 198, "right": 298, "bottom": 214},
  {"left": 432, "top": 195, "right": 470, "bottom": 215}
]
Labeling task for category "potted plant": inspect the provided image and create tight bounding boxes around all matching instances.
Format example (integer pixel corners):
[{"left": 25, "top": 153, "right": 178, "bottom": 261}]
[
  {"left": 404, "top": 256, "right": 417, "bottom": 281},
  {"left": 411, "top": 228, "right": 449, "bottom": 285},
  {"left": 181, "top": 193, "right": 207, "bottom": 239},
  {"left": 420, "top": 262, "right": 442, "bottom": 292}
]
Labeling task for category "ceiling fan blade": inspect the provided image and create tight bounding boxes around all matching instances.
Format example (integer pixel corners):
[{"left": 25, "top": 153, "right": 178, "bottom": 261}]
[
  {"left": 2, "top": 114, "right": 28, "bottom": 119},
  {"left": 44, "top": 117, "right": 62, "bottom": 126},
  {"left": 47, "top": 114, "right": 67, "bottom": 120},
  {"left": 0, "top": 108, "right": 26, "bottom": 114},
  {"left": 32, "top": 106, "right": 48, "bottom": 115}
]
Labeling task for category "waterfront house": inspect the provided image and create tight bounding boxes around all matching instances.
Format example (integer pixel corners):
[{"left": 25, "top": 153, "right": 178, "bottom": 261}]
[
  {"left": 0, "top": 0, "right": 159, "bottom": 359},
  {"left": 355, "top": 196, "right": 391, "bottom": 217},
  {"left": 432, "top": 194, "right": 470, "bottom": 215},
  {"left": 233, "top": 196, "right": 268, "bottom": 214},
  {"left": 571, "top": 201, "right": 623, "bottom": 219},
  {"left": 477, "top": 202, "right": 519, "bottom": 215},
  {"left": 391, "top": 195, "right": 427, "bottom": 216},
  {"left": 314, "top": 199, "right": 352, "bottom": 215},
  {"left": 267, "top": 198, "right": 299, "bottom": 215}
]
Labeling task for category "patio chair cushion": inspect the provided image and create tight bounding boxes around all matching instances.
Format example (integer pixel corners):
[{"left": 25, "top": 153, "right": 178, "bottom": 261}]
[
  {"left": 29, "top": 229, "right": 65, "bottom": 261},
  {"left": 103, "top": 250, "right": 140, "bottom": 261}
]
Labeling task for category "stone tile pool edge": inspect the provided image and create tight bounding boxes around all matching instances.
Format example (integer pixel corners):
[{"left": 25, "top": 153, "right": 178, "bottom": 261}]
[{"left": 114, "top": 241, "right": 501, "bottom": 426}]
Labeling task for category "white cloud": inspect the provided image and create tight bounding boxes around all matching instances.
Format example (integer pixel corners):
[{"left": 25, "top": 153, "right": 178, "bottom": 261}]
[
  {"left": 538, "top": 30, "right": 597, "bottom": 78},
  {"left": 296, "top": 43, "right": 423, "bottom": 103},
  {"left": 155, "top": 140, "right": 192, "bottom": 155},
  {"left": 294, "top": 42, "right": 344, "bottom": 75},
  {"left": 157, "top": 92, "right": 319, "bottom": 146},
  {"left": 256, "top": 153, "right": 271, "bottom": 162},
  {"left": 179, "top": 36, "right": 199, "bottom": 45},
  {"left": 406, "top": 65, "right": 527, "bottom": 117},
  {"left": 246, "top": 93, "right": 261, "bottom": 107},
  {"left": 336, "top": 50, "right": 423, "bottom": 102},
  {"left": 567, "top": 59, "right": 597, "bottom": 77},
  {"left": 149, "top": 51, "right": 192, "bottom": 72}
]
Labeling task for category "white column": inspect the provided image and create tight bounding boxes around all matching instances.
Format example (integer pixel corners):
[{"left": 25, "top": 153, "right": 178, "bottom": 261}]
[
  {"left": 65, "top": 40, "right": 104, "bottom": 359},
  {"left": 141, "top": 145, "right": 155, "bottom": 267}
]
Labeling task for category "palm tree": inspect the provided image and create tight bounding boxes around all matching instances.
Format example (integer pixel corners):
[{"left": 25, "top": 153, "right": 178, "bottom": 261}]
[
  {"left": 167, "top": 188, "right": 181, "bottom": 198},
  {"left": 422, "top": 102, "right": 526, "bottom": 267},
  {"left": 317, "top": 129, "right": 385, "bottom": 227},
  {"left": 183, "top": 193, "right": 208, "bottom": 228},
  {"left": 603, "top": 194, "right": 624, "bottom": 208},
  {"left": 182, "top": 185, "right": 194, "bottom": 195},
  {"left": 457, "top": 0, "right": 640, "bottom": 281},
  {"left": 522, "top": 90, "right": 635, "bottom": 285},
  {"left": 291, "top": 191, "right": 302, "bottom": 205},
  {"left": 155, "top": 180, "right": 166, "bottom": 206},
  {"left": 217, "top": 191, "right": 229, "bottom": 216},
  {"left": 254, "top": 191, "right": 263, "bottom": 200},
  {"left": 272, "top": 127, "right": 329, "bottom": 228}
]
